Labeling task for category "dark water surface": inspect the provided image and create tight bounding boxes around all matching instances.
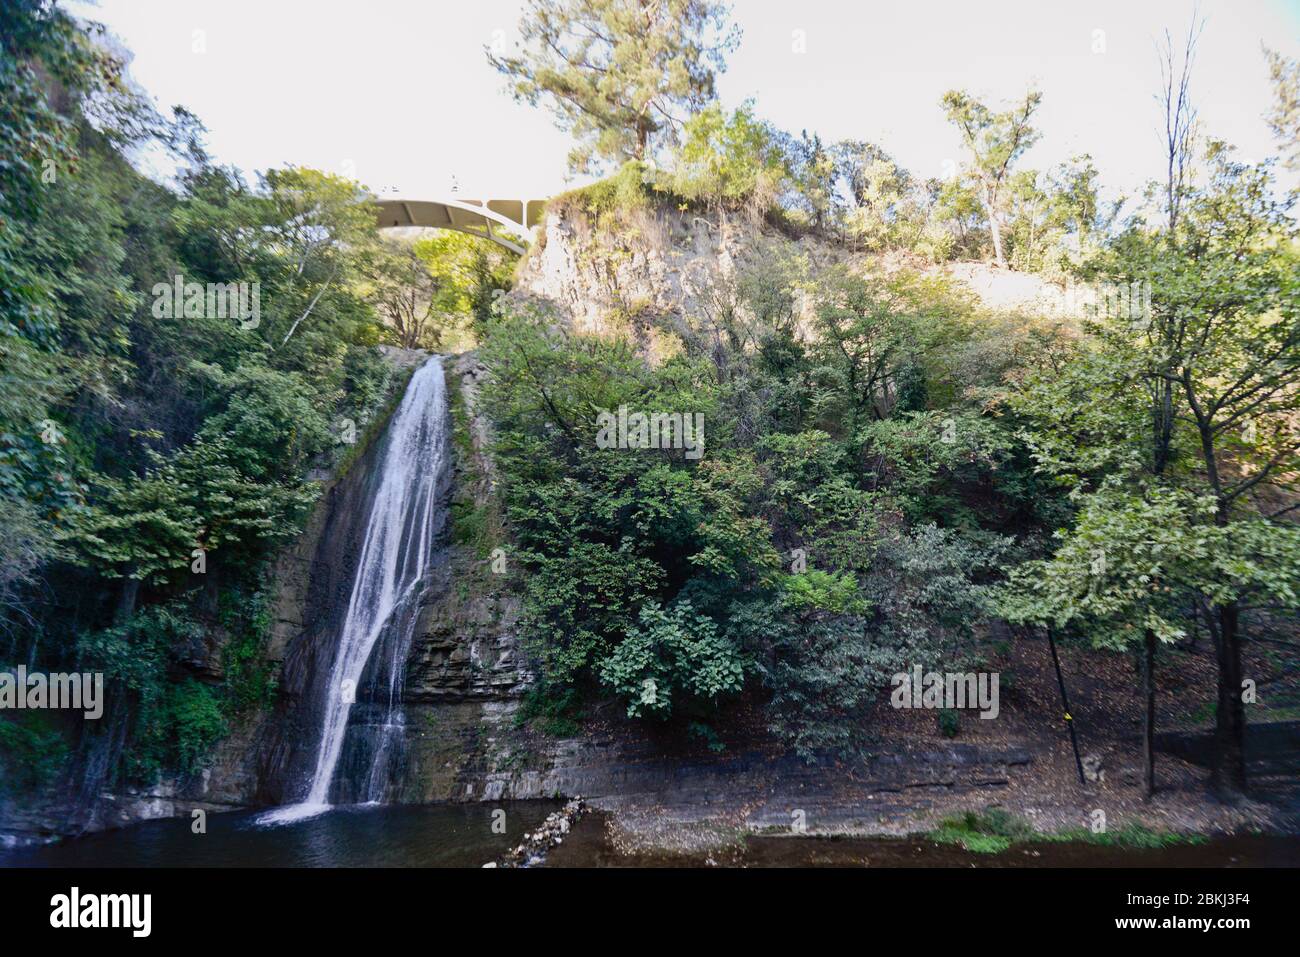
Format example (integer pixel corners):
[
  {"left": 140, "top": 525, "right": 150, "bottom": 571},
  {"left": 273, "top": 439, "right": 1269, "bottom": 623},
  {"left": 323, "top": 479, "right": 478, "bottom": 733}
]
[
  {"left": 0, "top": 802, "right": 558, "bottom": 868},
  {"left": 3, "top": 803, "right": 1296, "bottom": 867}
]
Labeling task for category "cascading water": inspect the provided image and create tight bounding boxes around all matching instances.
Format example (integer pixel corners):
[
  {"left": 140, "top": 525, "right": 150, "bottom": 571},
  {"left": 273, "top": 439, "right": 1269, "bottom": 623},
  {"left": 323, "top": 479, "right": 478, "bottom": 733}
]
[{"left": 260, "top": 357, "right": 449, "bottom": 825}]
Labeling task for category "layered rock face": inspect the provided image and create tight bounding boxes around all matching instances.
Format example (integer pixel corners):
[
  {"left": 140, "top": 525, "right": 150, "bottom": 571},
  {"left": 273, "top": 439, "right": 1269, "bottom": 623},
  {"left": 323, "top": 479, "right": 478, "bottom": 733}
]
[
  {"left": 514, "top": 202, "right": 752, "bottom": 336},
  {"left": 511, "top": 200, "right": 1074, "bottom": 347},
  {"left": 4, "top": 209, "right": 1071, "bottom": 841},
  {"left": 205, "top": 218, "right": 1053, "bottom": 820}
]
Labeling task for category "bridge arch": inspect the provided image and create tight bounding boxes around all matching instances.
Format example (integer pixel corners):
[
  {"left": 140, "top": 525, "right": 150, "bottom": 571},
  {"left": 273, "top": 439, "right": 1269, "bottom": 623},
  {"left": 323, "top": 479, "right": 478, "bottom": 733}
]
[{"left": 375, "top": 198, "right": 545, "bottom": 254}]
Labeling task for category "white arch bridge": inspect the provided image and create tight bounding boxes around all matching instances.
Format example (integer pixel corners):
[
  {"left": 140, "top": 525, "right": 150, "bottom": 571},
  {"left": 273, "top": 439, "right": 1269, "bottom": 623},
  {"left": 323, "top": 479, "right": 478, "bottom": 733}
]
[{"left": 375, "top": 197, "right": 546, "bottom": 255}]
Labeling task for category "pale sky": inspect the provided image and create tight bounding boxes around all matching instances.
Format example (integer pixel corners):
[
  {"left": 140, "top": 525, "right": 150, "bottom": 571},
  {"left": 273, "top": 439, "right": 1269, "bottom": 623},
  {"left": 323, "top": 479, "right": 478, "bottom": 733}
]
[{"left": 68, "top": 0, "right": 1300, "bottom": 205}]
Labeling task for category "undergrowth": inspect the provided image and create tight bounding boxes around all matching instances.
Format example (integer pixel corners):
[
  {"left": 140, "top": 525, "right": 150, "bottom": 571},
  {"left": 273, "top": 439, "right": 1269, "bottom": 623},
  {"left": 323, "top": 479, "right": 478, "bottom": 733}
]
[{"left": 927, "top": 809, "right": 1207, "bottom": 854}]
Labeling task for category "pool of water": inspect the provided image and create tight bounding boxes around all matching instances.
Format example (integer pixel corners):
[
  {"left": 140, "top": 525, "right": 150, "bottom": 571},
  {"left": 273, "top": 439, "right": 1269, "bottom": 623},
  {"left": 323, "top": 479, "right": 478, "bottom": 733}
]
[
  {"left": 4, "top": 804, "right": 1296, "bottom": 868},
  {"left": 0, "top": 802, "right": 559, "bottom": 868}
]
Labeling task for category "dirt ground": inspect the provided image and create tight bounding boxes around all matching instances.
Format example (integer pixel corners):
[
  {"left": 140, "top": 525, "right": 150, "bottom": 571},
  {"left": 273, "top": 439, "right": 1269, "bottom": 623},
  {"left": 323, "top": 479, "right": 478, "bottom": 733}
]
[{"left": 563, "top": 627, "right": 1299, "bottom": 854}]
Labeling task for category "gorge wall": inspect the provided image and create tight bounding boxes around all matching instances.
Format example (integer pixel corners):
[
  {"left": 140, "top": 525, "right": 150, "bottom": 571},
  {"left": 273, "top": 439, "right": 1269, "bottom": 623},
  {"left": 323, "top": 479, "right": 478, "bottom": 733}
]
[
  {"left": 512, "top": 199, "right": 1075, "bottom": 345},
  {"left": 3, "top": 205, "right": 1067, "bottom": 844}
]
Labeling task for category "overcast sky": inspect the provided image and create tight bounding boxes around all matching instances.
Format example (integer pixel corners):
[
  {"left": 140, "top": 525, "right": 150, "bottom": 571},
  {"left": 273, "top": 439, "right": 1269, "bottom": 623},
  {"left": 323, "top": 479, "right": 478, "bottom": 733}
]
[{"left": 69, "top": 0, "right": 1300, "bottom": 204}]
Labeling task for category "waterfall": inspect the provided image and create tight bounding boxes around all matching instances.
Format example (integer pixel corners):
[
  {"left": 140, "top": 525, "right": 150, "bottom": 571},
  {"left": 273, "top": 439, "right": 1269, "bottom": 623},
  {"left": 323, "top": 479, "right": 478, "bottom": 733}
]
[{"left": 260, "top": 357, "right": 449, "bottom": 824}]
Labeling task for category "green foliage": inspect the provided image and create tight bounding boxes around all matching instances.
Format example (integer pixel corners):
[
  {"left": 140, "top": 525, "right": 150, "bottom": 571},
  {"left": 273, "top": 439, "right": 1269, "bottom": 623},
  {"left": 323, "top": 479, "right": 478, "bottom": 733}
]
[
  {"left": 779, "top": 569, "right": 865, "bottom": 616},
  {"left": 218, "top": 589, "right": 278, "bottom": 716},
  {"left": 808, "top": 268, "right": 977, "bottom": 434},
  {"left": 1043, "top": 823, "right": 1208, "bottom": 849},
  {"left": 8, "top": 0, "right": 1294, "bottom": 803},
  {"left": 1266, "top": 47, "right": 1300, "bottom": 170},
  {"left": 478, "top": 240, "right": 1029, "bottom": 760},
  {"left": 1004, "top": 140, "right": 1300, "bottom": 629},
  {"left": 77, "top": 605, "right": 197, "bottom": 698},
  {"left": 549, "top": 160, "right": 658, "bottom": 228},
  {"left": 930, "top": 809, "right": 1205, "bottom": 853},
  {"left": 762, "top": 614, "right": 876, "bottom": 760},
  {"left": 598, "top": 600, "right": 746, "bottom": 718},
  {"left": 835, "top": 140, "right": 950, "bottom": 257},
  {"left": 76, "top": 601, "right": 259, "bottom": 781},
  {"left": 132, "top": 679, "right": 227, "bottom": 780},
  {"left": 858, "top": 409, "right": 1014, "bottom": 527},
  {"left": 516, "top": 685, "right": 584, "bottom": 737},
  {"left": 0, "top": 2, "right": 404, "bottom": 792},
  {"left": 941, "top": 87, "right": 1042, "bottom": 268},
  {"left": 687, "top": 720, "right": 726, "bottom": 752},
  {"left": 1000, "top": 483, "right": 1217, "bottom": 645},
  {"left": 0, "top": 713, "right": 69, "bottom": 793},
  {"left": 938, "top": 707, "right": 960, "bottom": 738},
  {"left": 930, "top": 808, "right": 1034, "bottom": 853},
  {"left": 479, "top": 303, "right": 748, "bottom": 685},
  {"left": 668, "top": 104, "right": 788, "bottom": 213},
  {"left": 489, "top": 0, "right": 738, "bottom": 173},
  {"left": 366, "top": 232, "right": 515, "bottom": 350}
]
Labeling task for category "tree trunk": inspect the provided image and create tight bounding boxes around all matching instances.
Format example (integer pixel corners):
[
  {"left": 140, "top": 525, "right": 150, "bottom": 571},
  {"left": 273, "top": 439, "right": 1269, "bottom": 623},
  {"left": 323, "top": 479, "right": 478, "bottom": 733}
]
[
  {"left": 1187, "top": 407, "right": 1249, "bottom": 800},
  {"left": 115, "top": 575, "right": 140, "bottom": 626},
  {"left": 636, "top": 120, "right": 649, "bottom": 162},
  {"left": 1143, "top": 629, "right": 1157, "bottom": 800},
  {"left": 1211, "top": 601, "right": 1248, "bottom": 800},
  {"left": 981, "top": 183, "right": 1006, "bottom": 268},
  {"left": 199, "top": 559, "right": 220, "bottom": 617}
]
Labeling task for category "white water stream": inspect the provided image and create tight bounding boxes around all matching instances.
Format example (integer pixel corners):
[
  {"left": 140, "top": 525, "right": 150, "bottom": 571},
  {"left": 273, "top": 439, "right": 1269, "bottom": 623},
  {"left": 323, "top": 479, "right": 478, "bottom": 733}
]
[{"left": 260, "top": 357, "right": 448, "bottom": 825}]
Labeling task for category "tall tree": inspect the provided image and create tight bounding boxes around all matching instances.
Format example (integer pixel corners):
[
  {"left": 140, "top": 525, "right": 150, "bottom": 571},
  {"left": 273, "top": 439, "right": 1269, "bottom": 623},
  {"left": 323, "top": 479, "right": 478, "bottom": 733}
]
[
  {"left": 941, "top": 88, "right": 1042, "bottom": 268},
  {"left": 1007, "top": 139, "right": 1300, "bottom": 801},
  {"left": 488, "top": 0, "right": 739, "bottom": 173},
  {"left": 1265, "top": 46, "right": 1299, "bottom": 170},
  {"left": 369, "top": 238, "right": 442, "bottom": 349},
  {"left": 1157, "top": 20, "right": 1202, "bottom": 235},
  {"left": 1146, "top": 144, "right": 1299, "bottom": 797}
]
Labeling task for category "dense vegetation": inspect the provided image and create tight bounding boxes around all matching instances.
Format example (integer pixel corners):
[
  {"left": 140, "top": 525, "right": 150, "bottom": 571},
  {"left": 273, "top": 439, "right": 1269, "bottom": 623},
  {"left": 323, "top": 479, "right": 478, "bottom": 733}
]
[
  {"left": 0, "top": 1, "right": 496, "bottom": 797},
  {"left": 480, "top": 264, "right": 1041, "bottom": 760},
  {"left": 2, "top": 0, "right": 1297, "bottom": 815},
  {"left": 479, "top": 1, "right": 1300, "bottom": 798}
]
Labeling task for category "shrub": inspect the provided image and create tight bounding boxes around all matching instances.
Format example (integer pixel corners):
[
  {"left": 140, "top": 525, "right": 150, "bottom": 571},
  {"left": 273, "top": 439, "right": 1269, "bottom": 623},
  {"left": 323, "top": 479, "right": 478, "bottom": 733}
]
[
  {"left": 218, "top": 588, "right": 278, "bottom": 717},
  {"left": 599, "top": 601, "right": 747, "bottom": 719},
  {"left": 938, "top": 707, "right": 961, "bottom": 738},
  {"left": 930, "top": 808, "right": 1033, "bottom": 853},
  {"left": 515, "top": 685, "right": 583, "bottom": 738},
  {"left": 668, "top": 104, "right": 787, "bottom": 215},
  {"left": 0, "top": 714, "right": 69, "bottom": 792}
]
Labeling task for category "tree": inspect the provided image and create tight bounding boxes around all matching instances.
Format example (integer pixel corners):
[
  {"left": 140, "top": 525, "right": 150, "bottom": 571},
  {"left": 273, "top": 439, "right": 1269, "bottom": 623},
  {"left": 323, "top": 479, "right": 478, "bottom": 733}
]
[
  {"left": 1000, "top": 482, "right": 1209, "bottom": 799},
  {"left": 1008, "top": 136, "right": 1300, "bottom": 800},
  {"left": 833, "top": 140, "right": 940, "bottom": 256},
  {"left": 809, "top": 269, "right": 974, "bottom": 437},
  {"left": 667, "top": 103, "right": 787, "bottom": 214},
  {"left": 1136, "top": 143, "right": 1300, "bottom": 797},
  {"left": 488, "top": 0, "right": 739, "bottom": 173},
  {"left": 1157, "top": 20, "right": 1202, "bottom": 234},
  {"left": 783, "top": 129, "right": 838, "bottom": 230},
  {"left": 65, "top": 469, "right": 201, "bottom": 623},
  {"left": 369, "top": 238, "right": 442, "bottom": 348},
  {"left": 413, "top": 230, "right": 517, "bottom": 346},
  {"left": 599, "top": 600, "right": 746, "bottom": 719},
  {"left": 941, "top": 88, "right": 1042, "bottom": 268},
  {"left": 0, "top": 1, "right": 419, "bottom": 794},
  {"left": 1265, "top": 46, "right": 1299, "bottom": 170}
]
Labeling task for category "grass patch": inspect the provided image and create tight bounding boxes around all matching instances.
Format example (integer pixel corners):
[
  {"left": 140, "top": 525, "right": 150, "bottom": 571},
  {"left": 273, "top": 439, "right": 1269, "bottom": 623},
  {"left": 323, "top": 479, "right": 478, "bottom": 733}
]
[
  {"left": 929, "top": 809, "right": 1033, "bottom": 853},
  {"left": 1042, "top": 823, "right": 1208, "bottom": 849},
  {"left": 927, "top": 809, "right": 1205, "bottom": 854},
  {"left": 548, "top": 161, "right": 657, "bottom": 224}
]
